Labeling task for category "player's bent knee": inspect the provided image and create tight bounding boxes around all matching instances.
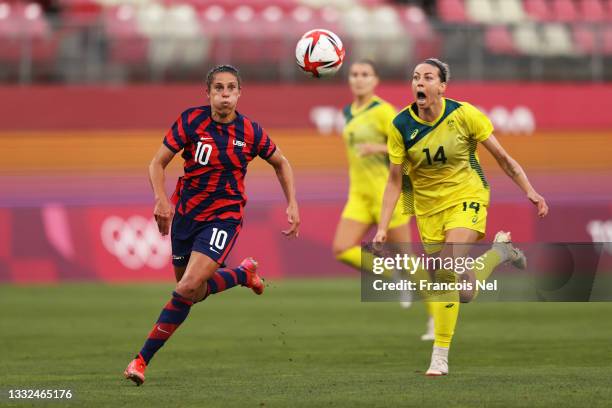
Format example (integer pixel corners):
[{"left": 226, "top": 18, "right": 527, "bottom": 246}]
[{"left": 175, "top": 276, "right": 203, "bottom": 300}]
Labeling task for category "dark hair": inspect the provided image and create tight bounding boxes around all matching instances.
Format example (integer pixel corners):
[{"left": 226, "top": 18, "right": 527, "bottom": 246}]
[
  {"left": 350, "top": 59, "right": 379, "bottom": 76},
  {"left": 422, "top": 58, "right": 450, "bottom": 83},
  {"left": 206, "top": 64, "right": 242, "bottom": 90}
]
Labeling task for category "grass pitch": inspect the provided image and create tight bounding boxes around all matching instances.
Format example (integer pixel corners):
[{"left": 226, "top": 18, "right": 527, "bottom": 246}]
[{"left": 1, "top": 279, "right": 611, "bottom": 407}]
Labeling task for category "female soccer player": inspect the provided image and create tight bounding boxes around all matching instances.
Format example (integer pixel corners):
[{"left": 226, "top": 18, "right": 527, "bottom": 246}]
[
  {"left": 373, "top": 58, "right": 548, "bottom": 376},
  {"left": 124, "top": 65, "right": 300, "bottom": 385},
  {"left": 333, "top": 60, "right": 412, "bottom": 305}
]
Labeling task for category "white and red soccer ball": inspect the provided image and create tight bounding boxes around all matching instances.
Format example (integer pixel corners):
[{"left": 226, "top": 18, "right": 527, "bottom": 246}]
[{"left": 295, "top": 29, "right": 345, "bottom": 78}]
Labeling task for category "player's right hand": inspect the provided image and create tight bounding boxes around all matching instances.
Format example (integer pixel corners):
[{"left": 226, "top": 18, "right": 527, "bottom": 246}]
[
  {"left": 527, "top": 190, "right": 549, "bottom": 218},
  {"left": 153, "top": 198, "right": 174, "bottom": 236},
  {"left": 282, "top": 202, "right": 300, "bottom": 238},
  {"left": 372, "top": 229, "right": 387, "bottom": 252}
]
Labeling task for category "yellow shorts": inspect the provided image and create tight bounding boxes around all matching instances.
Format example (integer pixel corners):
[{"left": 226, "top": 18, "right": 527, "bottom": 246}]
[
  {"left": 341, "top": 190, "right": 409, "bottom": 229},
  {"left": 416, "top": 201, "right": 487, "bottom": 246}
]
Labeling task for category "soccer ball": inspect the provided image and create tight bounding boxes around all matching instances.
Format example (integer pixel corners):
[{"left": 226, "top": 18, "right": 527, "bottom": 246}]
[{"left": 295, "top": 29, "right": 345, "bottom": 78}]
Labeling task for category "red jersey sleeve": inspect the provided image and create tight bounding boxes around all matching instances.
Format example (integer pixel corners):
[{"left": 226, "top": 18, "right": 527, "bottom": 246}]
[
  {"left": 163, "top": 110, "right": 190, "bottom": 153},
  {"left": 256, "top": 126, "right": 277, "bottom": 160}
]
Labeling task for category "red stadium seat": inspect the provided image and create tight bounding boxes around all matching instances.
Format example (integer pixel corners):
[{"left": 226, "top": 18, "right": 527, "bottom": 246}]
[
  {"left": 436, "top": 0, "right": 468, "bottom": 23},
  {"left": 603, "top": 26, "right": 612, "bottom": 54},
  {"left": 0, "top": 3, "right": 57, "bottom": 64},
  {"left": 605, "top": 0, "right": 612, "bottom": 20},
  {"left": 551, "top": 0, "right": 578, "bottom": 21},
  {"left": 57, "top": 0, "right": 102, "bottom": 25},
  {"left": 523, "top": 0, "right": 552, "bottom": 21},
  {"left": 399, "top": 6, "right": 440, "bottom": 61},
  {"left": 189, "top": 0, "right": 296, "bottom": 12},
  {"left": 485, "top": 25, "right": 517, "bottom": 55},
  {"left": 578, "top": 0, "right": 605, "bottom": 22},
  {"left": 572, "top": 24, "right": 597, "bottom": 54},
  {"left": 103, "top": 6, "right": 149, "bottom": 65}
]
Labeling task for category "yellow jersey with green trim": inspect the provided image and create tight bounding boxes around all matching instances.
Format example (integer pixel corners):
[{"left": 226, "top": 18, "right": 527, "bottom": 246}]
[
  {"left": 387, "top": 98, "right": 493, "bottom": 217},
  {"left": 342, "top": 96, "right": 397, "bottom": 195}
]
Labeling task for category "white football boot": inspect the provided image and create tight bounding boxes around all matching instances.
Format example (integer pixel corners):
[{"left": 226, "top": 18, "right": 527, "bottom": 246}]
[
  {"left": 425, "top": 346, "right": 449, "bottom": 376},
  {"left": 493, "top": 231, "right": 527, "bottom": 269}
]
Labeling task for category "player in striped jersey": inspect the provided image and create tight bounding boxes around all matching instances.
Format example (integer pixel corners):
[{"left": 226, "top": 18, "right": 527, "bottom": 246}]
[
  {"left": 124, "top": 65, "right": 300, "bottom": 385},
  {"left": 374, "top": 59, "right": 548, "bottom": 376}
]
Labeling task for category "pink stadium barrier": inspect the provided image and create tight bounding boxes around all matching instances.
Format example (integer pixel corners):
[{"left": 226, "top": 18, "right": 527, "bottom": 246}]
[
  {"left": 1, "top": 83, "right": 612, "bottom": 132},
  {"left": 0, "top": 201, "right": 609, "bottom": 283}
]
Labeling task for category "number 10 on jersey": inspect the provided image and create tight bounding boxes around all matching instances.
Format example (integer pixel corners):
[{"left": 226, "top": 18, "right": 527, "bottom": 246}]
[{"left": 196, "top": 142, "right": 212, "bottom": 165}]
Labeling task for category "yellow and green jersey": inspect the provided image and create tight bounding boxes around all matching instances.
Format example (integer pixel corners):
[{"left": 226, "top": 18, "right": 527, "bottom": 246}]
[
  {"left": 388, "top": 98, "right": 493, "bottom": 217},
  {"left": 342, "top": 96, "right": 397, "bottom": 195}
]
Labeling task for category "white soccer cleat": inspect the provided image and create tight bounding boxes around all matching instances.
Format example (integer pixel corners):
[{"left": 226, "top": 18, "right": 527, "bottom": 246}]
[
  {"left": 425, "top": 346, "right": 449, "bottom": 376},
  {"left": 420, "top": 316, "right": 435, "bottom": 341},
  {"left": 400, "top": 300, "right": 413, "bottom": 309},
  {"left": 493, "top": 231, "right": 527, "bottom": 270}
]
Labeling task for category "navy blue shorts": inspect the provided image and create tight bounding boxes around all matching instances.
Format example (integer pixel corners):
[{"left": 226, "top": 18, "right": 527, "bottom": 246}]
[{"left": 170, "top": 215, "right": 242, "bottom": 267}]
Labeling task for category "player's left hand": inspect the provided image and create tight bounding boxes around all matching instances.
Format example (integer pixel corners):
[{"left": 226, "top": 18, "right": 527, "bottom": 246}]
[
  {"left": 282, "top": 202, "right": 300, "bottom": 238},
  {"left": 528, "top": 190, "right": 549, "bottom": 218}
]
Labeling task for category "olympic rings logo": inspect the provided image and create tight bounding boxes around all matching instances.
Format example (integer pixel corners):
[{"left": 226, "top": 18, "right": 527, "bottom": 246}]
[{"left": 101, "top": 216, "right": 171, "bottom": 270}]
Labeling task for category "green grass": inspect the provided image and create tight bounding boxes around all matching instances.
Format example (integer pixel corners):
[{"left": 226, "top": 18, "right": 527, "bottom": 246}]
[{"left": 1, "top": 279, "right": 611, "bottom": 407}]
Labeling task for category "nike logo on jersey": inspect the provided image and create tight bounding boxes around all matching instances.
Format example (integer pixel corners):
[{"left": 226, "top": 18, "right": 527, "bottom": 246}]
[{"left": 157, "top": 326, "right": 170, "bottom": 334}]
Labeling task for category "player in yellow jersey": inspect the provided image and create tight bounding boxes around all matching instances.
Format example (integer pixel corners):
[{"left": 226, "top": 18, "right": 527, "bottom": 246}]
[
  {"left": 333, "top": 60, "right": 412, "bottom": 305},
  {"left": 374, "top": 58, "right": 549, "bottom": 376}
]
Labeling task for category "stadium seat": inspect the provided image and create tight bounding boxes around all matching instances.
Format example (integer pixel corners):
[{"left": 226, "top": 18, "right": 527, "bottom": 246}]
[
  {"left": 494, "top": 0, "right": 526, "bottom": 24},
  {"left": 0, "top": 2, "right": 57, "bottom": 64},
  {"left": 57, "top": 0, "right": 103, "bottom": 25},
  {"left": 300, "top": 0, "right": 353, "bottom": 10},
  {"left": 550, "top": 0, "right": 578, "bottom": 22},
  {"left": 436, "top": 0, "right": 468, "bottom": 23},
  {"left": 399, "top": 5, "right": 440, "bottom": 60},
  {"left": 523, "top": 0, "right": 552, "bottom": 21},
  {"left": 136, "top": 3, "right": 205, "bottom": 74},
  {"left": 541, "top": 23, "right": 575, "bottom": 55},
  {"left": 603, "top": 26, "right": 612, "bottom": 54},
  {"left": 572, "top": 24, "right": 597, "bottom": 54},
  {"left": 465, "top": 0, "right": 496, "bottom": 23},
  {"left": 103, "top": 5, "right": 149, "bottom": 65},
  {"left": 605, "top": 0, "right": 612, "bottom": 20},
  {"left": 319, "top": 6, "right": 341, "bottom": 25},
  {"left": 513, "top": 23, "right": 542, "bottom": 55},
  {"left": 578, "top": 0, "right": 605, "bottom": 22},
  {"left": 485, "top": 25, "right": 517, "bottom": 54},
  {"left": 370, "top": 6, "right": 409, "bottom": 66}
]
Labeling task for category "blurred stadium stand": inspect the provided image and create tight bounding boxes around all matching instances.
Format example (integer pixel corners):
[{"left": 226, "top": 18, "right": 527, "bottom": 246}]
[{"left": 0, "top": 0, "right": 610, "bottom": 83}]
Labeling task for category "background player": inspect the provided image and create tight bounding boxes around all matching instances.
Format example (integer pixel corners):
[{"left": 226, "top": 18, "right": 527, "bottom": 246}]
[
  {"left": 374, "top": 58, "right": 549, "bottom": 376},
  {"left": 332, "top": 60, "right": 413, "bottom": 306},
  {"left": 124, "top": 65, "right": 300, "bottom": 385}
]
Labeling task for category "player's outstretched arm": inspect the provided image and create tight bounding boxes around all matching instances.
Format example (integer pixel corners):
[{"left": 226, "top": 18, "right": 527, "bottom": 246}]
[
  {"left": 266, "top": 148, "right": 300, "bottom": 238},
  {"left": 149, "top": 145, "right": 176, "bottom": 235},
  {"left": 356, "top": 143, "right": 388, "bottom": 157},
  {"left": 481, "top": 135, "right": 549, "bottom": 218},
  {"left": 373, "top": 163, "right": 403, "bottom": 244}
]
